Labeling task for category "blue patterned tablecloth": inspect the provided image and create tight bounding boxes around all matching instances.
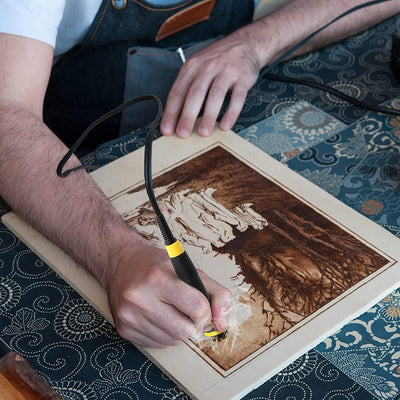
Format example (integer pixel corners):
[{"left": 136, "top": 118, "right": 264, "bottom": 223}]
[{"left": 1, "top": 15, "right": 400, "bottom": 400}]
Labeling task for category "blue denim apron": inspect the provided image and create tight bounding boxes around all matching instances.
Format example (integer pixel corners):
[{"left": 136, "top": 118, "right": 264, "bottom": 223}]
[{"left": 43, "top": 0, "right": 254, "bottom": 149}]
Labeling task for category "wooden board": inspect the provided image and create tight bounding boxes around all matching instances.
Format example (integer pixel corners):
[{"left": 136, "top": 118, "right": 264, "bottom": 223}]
[
  {"left": 0, "top": 352, "right": 61, "bottom": 400},
  {"left": 3, "top": 129, "right": 400, "bottom": 399}
]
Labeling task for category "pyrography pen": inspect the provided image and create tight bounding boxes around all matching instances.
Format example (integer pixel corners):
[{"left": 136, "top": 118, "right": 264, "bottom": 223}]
[
  {"left": 57, "top": 94, "right": 225, "bottom": 339},
  {"left": 143, "top": 95, "right": 224, "bottom": 339}
]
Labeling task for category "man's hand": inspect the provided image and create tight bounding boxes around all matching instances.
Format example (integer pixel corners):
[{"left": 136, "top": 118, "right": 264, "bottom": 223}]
[
  {"left": 107, "top": 241, "right": 232, "bottom": 348},
  {"left": 161, "top": 0, "right": 400, "bottom": 139},
  {"left": 0, "top": 33, "right": 231, "bottom": 349},
  {"left": 161, "top": 31, "right": 262, "bottom": 138}
]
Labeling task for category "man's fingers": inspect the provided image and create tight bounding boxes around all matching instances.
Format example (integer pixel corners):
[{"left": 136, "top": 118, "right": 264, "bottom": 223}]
[
  {"left": 161, "top": 67, "right": 196, "bottom": 136},
  {"left": 163, "top": 278, "right": 212, "bottom": 332},
  {"left": 198, "top": 270, "right": 233, "bottom": 332},
  {"left": 198, "top": 76, "right": 232, "bottom": 137},
  {"left": 116, "top": 301, "right": 198, "bottom": 347},
  {"left": 163, "top": 270, "right": 233, "bottom": 334},
  {"left": 161, "top": 33, "right": 261, "bottom": 138},
  {"left": 147, "top": 301, "right": 200, "bottom": 341},
  {"left": 174, "top": 72, "right": 215, "bottom": 138},
  {"left": 219, "top": 83, "right": 249, "bottom": 131},
  {"left": 114, "top": 305, "right": 179, "bottom": 347},
  {"left": 118, "top": 323, "right": 173, "bottom": 348},
  {"left": 109, "top": 245, "right": 233, "bottom": 347}
]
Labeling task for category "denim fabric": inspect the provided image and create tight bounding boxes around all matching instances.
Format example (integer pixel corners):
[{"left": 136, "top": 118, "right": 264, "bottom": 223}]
[
  {"left": 120, "top": 38, "right": 218, "bottom": 133},
  {"left": 43, "top": 0, "right": 254, "bottom": 149},
  {"left": 149, "top": 0, "right": 260, "bottom": 5}
]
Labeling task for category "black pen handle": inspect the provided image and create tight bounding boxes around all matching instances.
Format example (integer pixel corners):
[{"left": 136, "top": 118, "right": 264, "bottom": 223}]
[
  {"left": 156, "top": 214, "right": 221, "bottom": 337},
  {"left": 167, "top": 242, "right": 211, "bottom": 303}
]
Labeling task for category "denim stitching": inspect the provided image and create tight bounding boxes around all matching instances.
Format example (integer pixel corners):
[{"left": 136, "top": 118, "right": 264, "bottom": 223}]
[
  {"left": 131, "top": 0, "right": 195, "bottom": 12},
  {"left": 88, "top": 0, "right": 113, "bottom": 45}
]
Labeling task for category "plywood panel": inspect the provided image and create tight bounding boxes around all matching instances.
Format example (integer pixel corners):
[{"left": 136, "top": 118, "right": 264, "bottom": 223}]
[{"left": 3, "top": 129, "right": 400, "bottom": 399}]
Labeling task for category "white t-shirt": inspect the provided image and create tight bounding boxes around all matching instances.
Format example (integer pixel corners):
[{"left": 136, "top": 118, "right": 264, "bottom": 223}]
[{"left": 0, "top": 0, "right": 260, "bottom": 57}]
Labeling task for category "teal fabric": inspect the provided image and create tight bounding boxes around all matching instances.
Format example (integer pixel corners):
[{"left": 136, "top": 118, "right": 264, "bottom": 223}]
[
  {"left": 233, "top": 99, "right": 400, "bottom": 398},
  {"left": 238, "top": 100, "right": 348, "bottom": 162}
]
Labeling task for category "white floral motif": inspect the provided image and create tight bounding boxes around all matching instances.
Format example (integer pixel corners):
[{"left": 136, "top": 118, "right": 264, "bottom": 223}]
[
  {"left": 320, "top": 80, "right": 368, "bottom": 107},
  {"left": 54, "top": 298, "right": 111, "bottom": 341},
  {"left": 50, "top": 380, "right": 98, "bottom": 400},
  {"left": 274, "top": 351, "right": 318, "bottom": 382},
  {"left": 92, "top": 360, "right": 140, "bottom": 396},
  {"left": 243, "top": 127, "right": 293, "bottom": 155},
  {"left": 282, "top": 102, "right": 341, "bottom": 143},
  {"left": 2, "top": 307, "right": 49, "bottom": 335},
  {"left": 298, "top": 168, "right": 343, "bottom": 195},
  {"left": 161, "top": 387, "right": 190, "bottom": 400},
  {"left": 378, "top": 294, "right": 400, "bottom": 325},
  {"left": 317, "top": 289, "right": 400, "bottom": 398},
  {"left": 333, "top": 130, "right": 367, "bottom": 159},
  {"left": 322, "top": 352, "right": 398, "bottom": 399},
  {"left": 240, "top": 101, "right": 346, "bottom": 158},
  {"left": 0, "top": 277, "right": 22, "bottom": 313}
]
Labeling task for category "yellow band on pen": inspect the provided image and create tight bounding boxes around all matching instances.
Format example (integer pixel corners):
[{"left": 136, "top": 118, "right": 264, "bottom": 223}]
[
  {"left": 204, "top": 330, "right": 222, "bottom": 337},
  {"left": 165, "top": 241, "right": 185, "bottom": 258}
]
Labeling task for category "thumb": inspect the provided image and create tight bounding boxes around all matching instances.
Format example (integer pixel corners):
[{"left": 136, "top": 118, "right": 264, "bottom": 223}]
[{"left": 198, "top": 270, "right": 233, "bottom": 332}]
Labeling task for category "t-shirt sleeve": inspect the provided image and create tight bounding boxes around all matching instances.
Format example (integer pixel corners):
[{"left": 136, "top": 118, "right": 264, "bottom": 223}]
[{"left": 0, "top": 0, "right": 66, "bottom": 48}]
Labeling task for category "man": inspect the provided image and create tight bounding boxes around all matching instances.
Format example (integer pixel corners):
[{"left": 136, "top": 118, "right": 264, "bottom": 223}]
[{"left": 0, "top": 0, "right": 398, "bottom": 348}]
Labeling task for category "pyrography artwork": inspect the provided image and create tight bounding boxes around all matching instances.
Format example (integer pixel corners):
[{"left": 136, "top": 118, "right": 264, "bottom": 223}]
[{"left": 109, "top": 144, "right": 389, "bottom": 375}]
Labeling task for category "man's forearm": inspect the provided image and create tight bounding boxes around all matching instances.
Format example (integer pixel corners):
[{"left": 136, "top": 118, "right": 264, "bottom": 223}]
[
  {"left": 0, "top": 101, "right": 141, "bottom": 288},
  {"left": 242, "top": 0, "right": 400, "bottom": 68},
  {"left": 0, "top": 101, "right": 234, "bottom": 347}
]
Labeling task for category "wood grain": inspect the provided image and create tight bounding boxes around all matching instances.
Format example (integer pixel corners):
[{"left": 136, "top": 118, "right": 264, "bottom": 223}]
[{"left": 0, "top": 352, "right": 61, "bottom": 400}]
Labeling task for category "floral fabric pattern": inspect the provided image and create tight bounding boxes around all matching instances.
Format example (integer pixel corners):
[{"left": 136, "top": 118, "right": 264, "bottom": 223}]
[{"left": 238, "top": 100, "right": 346, "bottom": 162}]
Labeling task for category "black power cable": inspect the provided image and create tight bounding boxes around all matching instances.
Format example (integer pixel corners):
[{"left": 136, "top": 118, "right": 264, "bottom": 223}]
[
  {"left": 263, "top": 73, "right": 400, "bottom": 117},
  {"left": 261, "top": 0, "right": 398, "bottom": 74},
  {"left": 57, "top": 95, "right": 162, "bottom": 177},
  {"left": 57, "top": 94, "right": 223, "bottom": 338},
  {"left": 258, "top": 0, "right": 400, "bottom": 118}
]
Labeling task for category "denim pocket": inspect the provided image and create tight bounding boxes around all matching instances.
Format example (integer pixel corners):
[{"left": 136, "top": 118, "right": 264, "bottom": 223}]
[{"left": 120, "top": 38, "right": 218, "bottom": 135}]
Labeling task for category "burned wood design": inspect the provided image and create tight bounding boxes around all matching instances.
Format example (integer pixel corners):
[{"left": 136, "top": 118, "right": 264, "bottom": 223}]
[{"left": 111, "top": 145, "right": 388, "bottom": 373}]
